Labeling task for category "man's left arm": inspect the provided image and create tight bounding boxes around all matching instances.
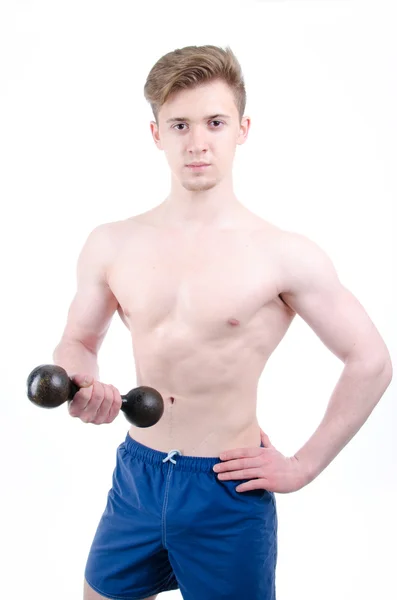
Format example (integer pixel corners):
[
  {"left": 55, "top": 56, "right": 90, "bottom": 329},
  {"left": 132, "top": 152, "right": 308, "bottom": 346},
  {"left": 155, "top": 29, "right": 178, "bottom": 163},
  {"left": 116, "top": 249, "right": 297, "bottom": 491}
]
[{"left": 278, "top": 233, "right": 393, "bottom": 486}]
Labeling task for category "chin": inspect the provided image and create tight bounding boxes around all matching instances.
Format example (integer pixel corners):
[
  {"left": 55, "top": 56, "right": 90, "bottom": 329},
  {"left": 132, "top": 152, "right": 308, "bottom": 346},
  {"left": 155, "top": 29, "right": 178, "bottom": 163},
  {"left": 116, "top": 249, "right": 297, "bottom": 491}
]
[
  {"left": 181, "top": 175, "right": 219, "bottom": 192},
  {"left": 182, "top": 181, "right": 218, "bottom": 192}
]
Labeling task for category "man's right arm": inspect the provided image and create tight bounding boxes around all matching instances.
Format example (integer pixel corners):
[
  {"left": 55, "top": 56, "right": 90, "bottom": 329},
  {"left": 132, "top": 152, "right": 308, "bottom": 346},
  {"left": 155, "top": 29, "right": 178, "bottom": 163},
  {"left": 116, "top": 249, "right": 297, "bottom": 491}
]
[{"left": 53, "top": 223, "right": 119, "bottom": 379}]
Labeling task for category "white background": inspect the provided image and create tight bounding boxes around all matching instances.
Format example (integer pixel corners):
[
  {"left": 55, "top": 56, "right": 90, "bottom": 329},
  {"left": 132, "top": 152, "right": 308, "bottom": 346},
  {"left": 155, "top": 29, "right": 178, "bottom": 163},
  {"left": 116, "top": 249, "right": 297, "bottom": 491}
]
[{"left": 1, "top": 1, "right": 396, "bottom": 598}]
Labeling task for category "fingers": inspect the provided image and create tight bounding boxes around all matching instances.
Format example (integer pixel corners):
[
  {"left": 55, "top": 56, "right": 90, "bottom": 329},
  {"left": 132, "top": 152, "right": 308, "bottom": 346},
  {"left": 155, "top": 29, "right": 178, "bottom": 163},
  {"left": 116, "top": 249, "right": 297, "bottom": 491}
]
[
  {"left": 216, "top": 456, "right": 263, "bottom": 472},
  {"left": 68, "top": 380, "right": 122, "bottom": 425},
  {"left": 103, "top": 385, "right": 122, "bottom": 424},
  {"left": 88, "top": 381, "right": 113, "bottom": 424},
  {"left": 69, "top": 373, "right": 94, "bottom": 388},
  {"left": 68, "top": 385, "right": 91, "bottom": 416},
  {"left": 217, "top": 468, "right": 264, "bottom": 481}
]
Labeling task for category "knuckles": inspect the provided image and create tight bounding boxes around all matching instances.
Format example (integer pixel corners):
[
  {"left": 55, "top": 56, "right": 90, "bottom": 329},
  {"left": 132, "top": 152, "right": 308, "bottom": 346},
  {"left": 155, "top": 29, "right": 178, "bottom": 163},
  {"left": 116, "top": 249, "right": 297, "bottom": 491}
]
[{"left": 68, "top": 381, "right": 121, "bottom": 424}]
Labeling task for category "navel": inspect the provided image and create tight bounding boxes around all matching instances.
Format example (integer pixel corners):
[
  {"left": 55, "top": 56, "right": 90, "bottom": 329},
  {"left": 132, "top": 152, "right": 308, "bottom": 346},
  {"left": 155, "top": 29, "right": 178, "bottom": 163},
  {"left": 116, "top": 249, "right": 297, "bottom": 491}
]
[{"left": 227, "top": 317, "right": 240, "bottom": 326}]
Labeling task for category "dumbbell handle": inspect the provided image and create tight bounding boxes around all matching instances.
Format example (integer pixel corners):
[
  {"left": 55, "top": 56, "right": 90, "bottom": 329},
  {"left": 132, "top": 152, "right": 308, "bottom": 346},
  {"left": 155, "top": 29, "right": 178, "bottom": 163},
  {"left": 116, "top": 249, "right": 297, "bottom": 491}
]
[{"left": 68, "top": 378, "right": 131, "bottom": 406}]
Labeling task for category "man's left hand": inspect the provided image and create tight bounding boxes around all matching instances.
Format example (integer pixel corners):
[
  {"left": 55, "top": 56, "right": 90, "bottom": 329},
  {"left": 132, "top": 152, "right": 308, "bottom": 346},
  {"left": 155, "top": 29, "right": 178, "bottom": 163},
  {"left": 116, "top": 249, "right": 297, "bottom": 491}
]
[{"left": 213, "top": 429, "right": 309, "bottom": 494}]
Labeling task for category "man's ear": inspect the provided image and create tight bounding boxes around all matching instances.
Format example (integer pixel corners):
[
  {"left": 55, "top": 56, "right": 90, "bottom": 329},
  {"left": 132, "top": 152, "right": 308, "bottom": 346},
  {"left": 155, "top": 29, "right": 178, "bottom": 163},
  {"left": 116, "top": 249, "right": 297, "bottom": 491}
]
[
  {"left": 237, "top": 116, "right": 251, "bottom": 146},
  {"left": 150, "top": 121, "right": 163, "bottom": 150}
]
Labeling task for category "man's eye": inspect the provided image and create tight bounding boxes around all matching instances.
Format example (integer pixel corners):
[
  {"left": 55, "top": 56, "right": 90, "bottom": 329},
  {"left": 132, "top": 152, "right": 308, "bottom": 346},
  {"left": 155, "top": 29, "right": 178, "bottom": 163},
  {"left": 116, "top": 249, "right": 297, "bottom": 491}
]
[{"left": 172, "top": 121, "right": 223, "bottom": 131}]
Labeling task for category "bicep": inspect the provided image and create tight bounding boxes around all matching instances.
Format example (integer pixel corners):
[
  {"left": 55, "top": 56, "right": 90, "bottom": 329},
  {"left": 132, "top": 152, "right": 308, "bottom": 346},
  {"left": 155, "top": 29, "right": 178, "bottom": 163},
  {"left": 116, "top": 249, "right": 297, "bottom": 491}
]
[
  {"left": 60, "top": 225, "right": 119, "bottom": 353},
  {"left": 278, "top": 233, "right": 389, "bottom": 366}
]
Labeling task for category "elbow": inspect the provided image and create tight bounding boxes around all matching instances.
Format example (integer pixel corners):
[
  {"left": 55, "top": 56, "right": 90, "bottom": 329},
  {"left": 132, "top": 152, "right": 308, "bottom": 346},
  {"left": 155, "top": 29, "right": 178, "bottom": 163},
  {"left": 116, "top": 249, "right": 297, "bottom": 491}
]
[
  {"left": 381, "top": 357, "right": 393, "bottom": 383},
  {"left": 372, "top": 347, "right": 393, "bottom": 381},
  {"left": 367, "top": 355, "right": 393, "bottom": 383},
  {"left": 346, "top": 352, "right": 393, "bottom": 382}
]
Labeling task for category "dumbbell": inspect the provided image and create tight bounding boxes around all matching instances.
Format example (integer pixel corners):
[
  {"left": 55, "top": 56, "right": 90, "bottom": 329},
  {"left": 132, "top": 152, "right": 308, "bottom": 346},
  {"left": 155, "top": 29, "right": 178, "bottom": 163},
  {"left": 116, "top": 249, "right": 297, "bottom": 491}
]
[{"left": 26, "top": 364, "right": 164, "bottom": 427}]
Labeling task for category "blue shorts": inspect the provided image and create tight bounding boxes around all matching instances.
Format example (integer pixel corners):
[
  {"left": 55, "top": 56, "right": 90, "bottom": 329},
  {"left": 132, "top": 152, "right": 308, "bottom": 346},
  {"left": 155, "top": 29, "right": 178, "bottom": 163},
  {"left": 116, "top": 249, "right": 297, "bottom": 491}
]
[{"left": 84, "top": 432, "right": 278, "bottom": 600}]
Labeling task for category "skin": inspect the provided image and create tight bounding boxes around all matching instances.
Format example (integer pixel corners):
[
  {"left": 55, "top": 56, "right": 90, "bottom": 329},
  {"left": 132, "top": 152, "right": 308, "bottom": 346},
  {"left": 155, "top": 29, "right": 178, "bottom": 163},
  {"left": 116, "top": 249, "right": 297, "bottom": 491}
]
[
  {"left": 59, "top": 79, "right": 392, "bottom": 600},
  {"left": 60, "top": 79, "right": 390, "bottom": 461}
]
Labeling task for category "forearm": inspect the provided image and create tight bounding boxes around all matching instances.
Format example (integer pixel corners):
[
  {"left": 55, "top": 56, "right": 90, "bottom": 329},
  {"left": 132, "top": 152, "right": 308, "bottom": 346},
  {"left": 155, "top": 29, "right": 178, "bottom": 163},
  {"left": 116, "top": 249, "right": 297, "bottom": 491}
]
[
  {"left": 294, "top": 359, "right": 393, "bottom": 484},
  {"left": 53, "top": 339, "right": 99, "bottom": 380}
]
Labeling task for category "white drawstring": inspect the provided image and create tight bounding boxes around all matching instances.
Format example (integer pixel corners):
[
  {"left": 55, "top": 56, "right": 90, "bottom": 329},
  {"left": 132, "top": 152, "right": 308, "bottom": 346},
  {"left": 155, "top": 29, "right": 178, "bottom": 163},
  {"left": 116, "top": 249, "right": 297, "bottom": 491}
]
[{"left": 162, "top": 449, "right": 182, "bottom": 464}]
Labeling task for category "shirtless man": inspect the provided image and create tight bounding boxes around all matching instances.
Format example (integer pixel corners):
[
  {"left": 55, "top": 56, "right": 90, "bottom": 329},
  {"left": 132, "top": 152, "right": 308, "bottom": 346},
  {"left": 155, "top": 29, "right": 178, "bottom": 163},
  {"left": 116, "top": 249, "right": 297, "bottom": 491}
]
[{"left": 53, "top": 46, "right": 393, "bottom": 600}]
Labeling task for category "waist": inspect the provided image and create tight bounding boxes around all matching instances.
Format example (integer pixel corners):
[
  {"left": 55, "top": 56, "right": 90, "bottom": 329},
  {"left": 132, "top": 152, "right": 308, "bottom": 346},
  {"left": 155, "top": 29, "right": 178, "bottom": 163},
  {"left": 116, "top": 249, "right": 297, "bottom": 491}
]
[{"left": 128, "top": 418, "right": 260, "bottom": 457}]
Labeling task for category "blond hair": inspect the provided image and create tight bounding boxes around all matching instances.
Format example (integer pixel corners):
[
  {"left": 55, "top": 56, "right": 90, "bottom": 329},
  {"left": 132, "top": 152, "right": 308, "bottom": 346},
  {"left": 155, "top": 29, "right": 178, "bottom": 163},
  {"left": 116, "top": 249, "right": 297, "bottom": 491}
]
[{"left": 143, "top": 45, "right": 246, "bottom": 124}]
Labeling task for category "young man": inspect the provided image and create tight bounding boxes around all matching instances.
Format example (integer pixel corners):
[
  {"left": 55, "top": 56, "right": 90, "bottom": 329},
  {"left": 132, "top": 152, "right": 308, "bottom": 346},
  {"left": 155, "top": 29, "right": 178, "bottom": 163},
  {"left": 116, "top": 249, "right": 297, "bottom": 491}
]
[{"left": 53, "top": 45, "right": 393, "bottom": 600}]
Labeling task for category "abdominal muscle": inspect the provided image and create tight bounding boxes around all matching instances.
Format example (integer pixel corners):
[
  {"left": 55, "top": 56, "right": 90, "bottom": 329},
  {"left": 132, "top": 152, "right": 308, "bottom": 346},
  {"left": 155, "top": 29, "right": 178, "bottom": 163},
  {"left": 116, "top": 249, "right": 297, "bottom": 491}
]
[
  {"left": 129, "top": 334, "right": 265, "bottom": 457},
  {"left": 124, "top": 310, "right": 278, "bottom": 457},
  {"left": 108, "top": 212, "right": 295, "bottom": 458}
]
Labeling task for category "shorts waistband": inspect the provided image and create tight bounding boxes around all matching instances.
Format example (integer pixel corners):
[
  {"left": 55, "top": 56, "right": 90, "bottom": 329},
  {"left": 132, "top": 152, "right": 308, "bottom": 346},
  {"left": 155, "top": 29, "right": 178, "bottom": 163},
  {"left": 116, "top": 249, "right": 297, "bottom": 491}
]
[{"left": 123, "top": 432, "right": 263, "bottom": 473}]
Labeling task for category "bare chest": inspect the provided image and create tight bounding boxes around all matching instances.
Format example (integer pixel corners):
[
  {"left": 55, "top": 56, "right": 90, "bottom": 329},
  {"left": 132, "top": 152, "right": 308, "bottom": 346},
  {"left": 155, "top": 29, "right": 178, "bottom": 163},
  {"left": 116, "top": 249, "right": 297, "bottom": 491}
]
[{"left": 107, "top": 223, "right": 286, "bottom": 336}]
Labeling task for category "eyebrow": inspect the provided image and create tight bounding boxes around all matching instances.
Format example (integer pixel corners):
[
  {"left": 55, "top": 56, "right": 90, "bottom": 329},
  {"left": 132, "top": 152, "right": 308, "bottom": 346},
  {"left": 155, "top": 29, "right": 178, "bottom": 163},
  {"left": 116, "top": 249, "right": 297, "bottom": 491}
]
[{"left": 166, "top": 114, "right": 231, "bottom": 123}]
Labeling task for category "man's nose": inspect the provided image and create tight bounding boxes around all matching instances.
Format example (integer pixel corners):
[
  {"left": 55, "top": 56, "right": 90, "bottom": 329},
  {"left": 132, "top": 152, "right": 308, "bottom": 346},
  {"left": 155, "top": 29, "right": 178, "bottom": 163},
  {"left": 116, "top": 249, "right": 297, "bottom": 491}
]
[{"left": 187, "top": 126, "right": 209, "bottom": 152}]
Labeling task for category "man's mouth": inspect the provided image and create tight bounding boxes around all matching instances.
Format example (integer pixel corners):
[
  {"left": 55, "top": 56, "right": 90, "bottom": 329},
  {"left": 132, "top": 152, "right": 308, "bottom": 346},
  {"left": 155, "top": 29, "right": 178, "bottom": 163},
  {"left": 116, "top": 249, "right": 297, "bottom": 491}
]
[{"left": 186, "top": 164, "right": 211, "bottom": 170}]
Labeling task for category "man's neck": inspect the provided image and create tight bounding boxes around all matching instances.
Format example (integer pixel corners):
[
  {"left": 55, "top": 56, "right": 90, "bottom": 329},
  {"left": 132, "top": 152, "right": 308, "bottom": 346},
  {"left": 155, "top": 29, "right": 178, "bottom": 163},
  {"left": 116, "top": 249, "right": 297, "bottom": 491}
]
[
  {"left": 158, "top": 185, "right": 245, "bottom": 230},
  {"left": 160, "top": 199, "right": 242, "bottom": 227}
]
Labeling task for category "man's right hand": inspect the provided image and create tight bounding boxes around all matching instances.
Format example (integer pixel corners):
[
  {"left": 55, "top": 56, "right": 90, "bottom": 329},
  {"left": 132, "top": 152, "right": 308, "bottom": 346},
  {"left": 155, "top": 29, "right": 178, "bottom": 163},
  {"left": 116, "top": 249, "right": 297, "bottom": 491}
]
[{"left": 68, "top": 374, "right": 123, "bottom": 425}]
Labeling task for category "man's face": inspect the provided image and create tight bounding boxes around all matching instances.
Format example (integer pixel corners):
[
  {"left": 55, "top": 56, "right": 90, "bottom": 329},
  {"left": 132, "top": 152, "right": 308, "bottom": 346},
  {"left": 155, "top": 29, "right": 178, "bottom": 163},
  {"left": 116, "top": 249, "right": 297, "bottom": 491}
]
[{"left": 150, "top": 80, "right": 250, "bottom": 192}]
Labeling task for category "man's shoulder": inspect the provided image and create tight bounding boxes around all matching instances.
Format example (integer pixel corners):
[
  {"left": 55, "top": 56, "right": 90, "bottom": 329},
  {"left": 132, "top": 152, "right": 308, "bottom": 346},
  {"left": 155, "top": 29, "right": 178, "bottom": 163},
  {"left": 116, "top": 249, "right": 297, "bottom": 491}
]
[
  {"left": 271, "top": 228, "right": 336, "bottom": 299},
  {"left": 274, "top": 228, "right": 327, "bottom": 259},
  {"left": 254, "top": 224, "right": 330, "bottom": 291},
  {"left": 90, "top": 216, "right": 141, "bottom": 241},
  {"left": 81, "top": 219, "right": 137, "bottom": 274},
  {"left": 254, "top": 220, "right": 307, "bottom": 252},
  {"left": 253, "top": 218, "right": 321, "bottom": 252}
]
